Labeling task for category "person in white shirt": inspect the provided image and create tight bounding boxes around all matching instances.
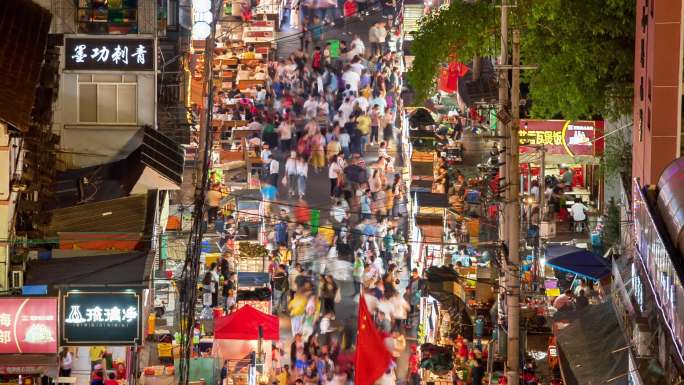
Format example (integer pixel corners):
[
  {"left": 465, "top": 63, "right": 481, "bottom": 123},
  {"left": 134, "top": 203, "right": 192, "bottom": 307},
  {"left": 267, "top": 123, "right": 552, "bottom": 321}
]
[
  {"left": 269, "top": 157, "right": 280, "bottom": 187},
  {"left": 330, "top": 199, "right": 348, "bottom": 224},
  {"left": 285, "top": 152, "right": 298, "bottom": 197},
  {"left": 59, "top": 347, "right": 73, "bottom": 377},
  {"left": 303, "top": 95, "right": 319, "bottom": 119},
  {"left": 351, "top": 34, "right": 366, "bottom": 57},
  {"left": 570, "top": 198, "right": 588, "bottom": 232},
  {"left": 317, "top": 98, "right": 330, "bottom": 118},
  {"left": 354, "top": 95, "right": 370, "bottom": 112},
  {"left": 341, "top": 65, "right": 360, "bottom": 92},
  {"left": 350, "top": 56, "right": 365, "bottom": 75},
  {"left": 296, "top": 156, "right": 309, "bottom": 199},
  {"left": 338, "top": 97, "right": 355, "bottom": 123},
  {"left": 328, "top": 155, "right": 344, "bottom": 197}
]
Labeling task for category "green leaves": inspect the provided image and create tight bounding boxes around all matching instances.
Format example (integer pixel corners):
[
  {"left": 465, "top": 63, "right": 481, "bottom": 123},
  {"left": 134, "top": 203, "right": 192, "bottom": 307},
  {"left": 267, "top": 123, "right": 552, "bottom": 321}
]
[
  {"left": 407, "top": 0, "right": 635, "bottom": 119},
  {"left": 406, "top": 1, "right": 496, "bottom": 102}
]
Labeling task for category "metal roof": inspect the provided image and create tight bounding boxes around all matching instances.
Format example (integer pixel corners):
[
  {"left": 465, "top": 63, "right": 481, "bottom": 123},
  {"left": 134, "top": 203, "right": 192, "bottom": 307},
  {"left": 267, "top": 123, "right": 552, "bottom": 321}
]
[{"left": 0, "top": 0, "right": 51, "bottom": 131}]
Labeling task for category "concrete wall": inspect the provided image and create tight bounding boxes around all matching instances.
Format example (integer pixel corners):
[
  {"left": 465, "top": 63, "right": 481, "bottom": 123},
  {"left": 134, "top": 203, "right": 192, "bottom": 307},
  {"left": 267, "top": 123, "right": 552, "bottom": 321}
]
[
  {"left": 632, "top": 0, "right": 684, "bottom": 185},
  {"left": 53, "top": 53, "right": 156, "bottom": 168}
]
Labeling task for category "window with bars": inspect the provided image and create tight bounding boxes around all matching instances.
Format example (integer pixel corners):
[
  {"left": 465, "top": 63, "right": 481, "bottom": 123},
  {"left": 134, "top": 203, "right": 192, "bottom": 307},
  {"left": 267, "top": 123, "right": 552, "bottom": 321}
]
[{"left": 78, "top": 74, "right": 138, "bottom": 124}]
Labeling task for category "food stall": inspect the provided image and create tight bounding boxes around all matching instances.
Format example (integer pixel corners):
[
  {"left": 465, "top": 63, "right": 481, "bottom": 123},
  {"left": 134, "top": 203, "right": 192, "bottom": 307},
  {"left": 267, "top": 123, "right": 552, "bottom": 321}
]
[
  {"left": 212, "top": 306, "right": 279, "bottom": 385},
  {"left": 518, "top": 119, "right": 604, "bottom": 211},
  {"left": 236, "top": 272, "right": 271, "bottom": 314}
]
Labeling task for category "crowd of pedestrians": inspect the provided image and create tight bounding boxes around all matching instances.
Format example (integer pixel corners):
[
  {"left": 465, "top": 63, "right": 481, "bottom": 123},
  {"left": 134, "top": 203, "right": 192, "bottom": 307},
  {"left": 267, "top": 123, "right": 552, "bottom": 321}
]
[{"left": 205, "top": 7, "right": 418, "bottom": 385}]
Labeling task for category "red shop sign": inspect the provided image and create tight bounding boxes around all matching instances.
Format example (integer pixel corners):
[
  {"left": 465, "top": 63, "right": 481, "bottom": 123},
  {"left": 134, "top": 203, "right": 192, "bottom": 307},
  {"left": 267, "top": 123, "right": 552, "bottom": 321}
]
[
  {"left": 0, "top": 298, "right": 58, "bottom": 354},
  {"left": 519, "top": 120, "right": 604, "bottom": 157}
]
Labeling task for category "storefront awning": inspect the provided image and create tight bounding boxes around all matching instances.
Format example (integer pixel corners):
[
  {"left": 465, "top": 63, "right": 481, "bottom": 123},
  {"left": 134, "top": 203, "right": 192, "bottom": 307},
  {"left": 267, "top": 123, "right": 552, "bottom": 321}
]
[
  {"left": 556, "top": 302, "right": 628, "bottom": 385},
  {"left": 25, "top": 251, "right": 150, "bottom": 287},
  {"left": 519, "top": 152, "right": 600, "bottom": 165},
  {"left": 0, "top": 354, "right": 57, "bottom": 375}
]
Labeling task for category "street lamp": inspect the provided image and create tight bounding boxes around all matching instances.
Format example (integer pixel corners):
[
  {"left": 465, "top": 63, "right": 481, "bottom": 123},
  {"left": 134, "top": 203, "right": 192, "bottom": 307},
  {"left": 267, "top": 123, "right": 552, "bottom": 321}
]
[{"left": 192, "top": 21, "right": 211, "bottom": 40}]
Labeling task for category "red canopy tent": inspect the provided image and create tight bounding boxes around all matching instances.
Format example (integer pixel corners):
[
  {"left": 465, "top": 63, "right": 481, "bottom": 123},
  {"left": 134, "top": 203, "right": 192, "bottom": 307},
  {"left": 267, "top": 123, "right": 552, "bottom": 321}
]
[{"left": 214, "top": 305, "right": 280, "bottom": 340}]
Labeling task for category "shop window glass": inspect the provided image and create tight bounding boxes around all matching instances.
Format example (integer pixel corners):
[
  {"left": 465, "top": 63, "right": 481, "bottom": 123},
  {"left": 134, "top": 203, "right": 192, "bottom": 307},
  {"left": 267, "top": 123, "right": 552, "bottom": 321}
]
[
  {"left": 117, "top": 85, "right": 137, "bottom": 123},
  {"left": 78, "top": 76, "right": 137, "bottom": 124},
  {"left": 77, "top": 0, "right": 138, "bottom": 34},
  {"left": 93, "top": 74, "right": 122, "bottom": 83},
  {"left": 97, "top": 84, "right": 117, "bottom": 123},
  {"left": 79, "top": 84, "right": 97, "bottom": 122}
]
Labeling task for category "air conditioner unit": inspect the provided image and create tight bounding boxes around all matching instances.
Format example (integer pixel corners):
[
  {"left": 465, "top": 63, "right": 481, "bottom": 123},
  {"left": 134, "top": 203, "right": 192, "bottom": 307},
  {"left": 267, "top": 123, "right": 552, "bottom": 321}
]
[
  {"left": 10, "top": 270, "right": 23, "bottom": 289},
  {"left": 633, "top": 322, "right": 652, "bottom": 357}
]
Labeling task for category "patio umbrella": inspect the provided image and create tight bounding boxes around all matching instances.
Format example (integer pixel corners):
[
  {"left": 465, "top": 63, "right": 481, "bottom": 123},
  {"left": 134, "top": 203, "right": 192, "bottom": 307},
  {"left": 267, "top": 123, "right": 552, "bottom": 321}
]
[{"left": 545, "top": 245, "right": 610, "bottom": 281}]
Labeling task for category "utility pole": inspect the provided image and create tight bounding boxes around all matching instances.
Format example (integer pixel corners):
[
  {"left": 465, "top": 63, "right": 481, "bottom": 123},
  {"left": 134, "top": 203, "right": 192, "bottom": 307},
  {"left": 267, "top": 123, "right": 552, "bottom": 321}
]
[
  {"left": 506, "top": 29, "right": 521, "bottom": 385},
  {"left": 497, "top": 0, "right": 509, "bottom": 243},
  {"left": 538, "top": 146, "right": 546, "bottom": 256}
]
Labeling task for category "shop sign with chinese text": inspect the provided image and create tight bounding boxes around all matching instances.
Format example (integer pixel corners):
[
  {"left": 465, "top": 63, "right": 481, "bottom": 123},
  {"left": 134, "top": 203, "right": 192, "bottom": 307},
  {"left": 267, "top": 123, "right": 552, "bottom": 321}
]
[
  {"left": 0, "top": 298, "right": 58, "bottom": 354},
  {"left": 518, "top": 120, "right": 604, "bottom": 157},
  {"left": 65, "top": 38, "right": 154, "bottom": 71},
  {"left": 60, "top": 288, "right": 142, "bottom": 345}
]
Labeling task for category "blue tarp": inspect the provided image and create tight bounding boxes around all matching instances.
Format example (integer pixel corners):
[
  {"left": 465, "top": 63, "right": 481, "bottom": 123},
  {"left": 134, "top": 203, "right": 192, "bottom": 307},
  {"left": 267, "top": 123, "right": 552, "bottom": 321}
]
[{"left": 545, "top": 245, "right": 610, "bottom": 281}]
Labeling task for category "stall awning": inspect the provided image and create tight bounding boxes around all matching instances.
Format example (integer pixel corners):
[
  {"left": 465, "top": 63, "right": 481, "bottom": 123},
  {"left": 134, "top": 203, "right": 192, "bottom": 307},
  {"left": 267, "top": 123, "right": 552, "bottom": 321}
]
[
  {"left": 416, "top": 192, "right": 450, "bottom": 208},
  {"left": 546, "top": 245, "right": 610, "bottom": 280},
  {"left": 0, "top": 354, "right": 57, "bottom": 375},
  {"left": 238, "top": 272, "right": 270, "bottom": 287},
  {"left": 556, "top": 302, "right": 628, "bottom": 385},
  {"left": 214, "top": 304, "right": 280, "bottom": 340}
]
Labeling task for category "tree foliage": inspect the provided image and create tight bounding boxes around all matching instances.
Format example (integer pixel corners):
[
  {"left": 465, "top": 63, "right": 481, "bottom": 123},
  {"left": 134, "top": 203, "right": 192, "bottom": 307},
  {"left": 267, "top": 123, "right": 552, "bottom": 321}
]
[
  {"left": 600, "top": 129, "right": 632, "bottom": 182},
  {"left": 407, "top": 0, "right": 635, "bottom": 119}
]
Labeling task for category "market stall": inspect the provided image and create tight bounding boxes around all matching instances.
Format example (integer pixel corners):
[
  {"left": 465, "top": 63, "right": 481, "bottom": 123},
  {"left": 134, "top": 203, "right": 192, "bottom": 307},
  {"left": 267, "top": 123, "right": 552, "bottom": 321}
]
[{"left": 212, "top": 305, "right": 279, "bottom": 385}]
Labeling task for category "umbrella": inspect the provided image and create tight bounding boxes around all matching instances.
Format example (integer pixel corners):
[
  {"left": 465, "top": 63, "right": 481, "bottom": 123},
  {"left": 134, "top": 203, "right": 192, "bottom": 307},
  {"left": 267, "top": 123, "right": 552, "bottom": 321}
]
[
  {"left": 545, "top": 245, "right": 610, "bottom": 281},
  {"left": 344, "top": 164, "right": 368, "bottom": 183},
  {"left": 409, "top": 107, "right": 436, "bottom": 128}
]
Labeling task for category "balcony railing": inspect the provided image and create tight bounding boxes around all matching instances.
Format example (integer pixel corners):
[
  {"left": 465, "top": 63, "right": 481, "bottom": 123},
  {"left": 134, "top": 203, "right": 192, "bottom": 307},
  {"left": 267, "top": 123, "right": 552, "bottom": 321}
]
[{"left": 632, "top": 178, "right": 684, "bottom": 364}]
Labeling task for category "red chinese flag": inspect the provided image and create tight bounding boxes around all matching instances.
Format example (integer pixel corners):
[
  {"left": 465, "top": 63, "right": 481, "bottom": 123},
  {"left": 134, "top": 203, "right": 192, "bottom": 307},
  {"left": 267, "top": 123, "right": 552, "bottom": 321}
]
[
  {"left": 438, "top": 67, "right": 451, "bottom": 93},
  {"left": 355, "top": 295, "right": 393, "bottom": 385}
]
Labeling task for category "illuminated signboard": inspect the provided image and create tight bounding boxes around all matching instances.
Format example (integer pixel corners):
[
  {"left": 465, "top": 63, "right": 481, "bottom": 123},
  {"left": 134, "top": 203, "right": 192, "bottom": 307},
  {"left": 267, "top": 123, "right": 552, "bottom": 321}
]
[
  {"left": 65, "top": 38, "right": 154, "bottom": 71},
  {"left": 0, "top": 298, "right": 58, "bottom": 354},
  {"left": 518, "top": 120, "right": 604, "bottom": 157},
  {"left": 61, "top": 288, "right": 142, "bottom": 345}
]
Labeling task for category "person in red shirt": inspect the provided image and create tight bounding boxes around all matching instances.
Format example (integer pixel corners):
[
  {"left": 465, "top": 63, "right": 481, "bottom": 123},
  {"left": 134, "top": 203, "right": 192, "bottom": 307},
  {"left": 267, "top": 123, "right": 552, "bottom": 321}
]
[
  {"left": 407, "top": 344, "right": 420, "bottom": 385},
  {"left": 104, "top": 372, "right": 118, "bottom": 385},
  {"left": 343, "top": 0, "right": 358, "bottom": 35}
]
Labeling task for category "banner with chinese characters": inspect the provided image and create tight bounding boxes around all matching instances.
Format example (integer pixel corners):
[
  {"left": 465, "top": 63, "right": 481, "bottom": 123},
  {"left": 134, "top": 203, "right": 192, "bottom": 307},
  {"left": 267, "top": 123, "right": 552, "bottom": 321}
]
[
  {"left": 519, "top": 120, "right": 604, "bottom": 157},
  {"left": 0, "top": 298, "right": 58, "bottom": 354},
  {"left": 64, "top": 38, "right": 154, "bottom": 71},
  {"left": 60, "top": 288, "right": 142, "bottom": 345}
]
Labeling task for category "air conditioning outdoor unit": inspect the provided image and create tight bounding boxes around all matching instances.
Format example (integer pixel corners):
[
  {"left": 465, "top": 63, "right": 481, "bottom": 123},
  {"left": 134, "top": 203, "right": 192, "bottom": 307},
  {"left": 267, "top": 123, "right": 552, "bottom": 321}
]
[{"left": 10, "top": 270, "right": 23, "bottom": 289}]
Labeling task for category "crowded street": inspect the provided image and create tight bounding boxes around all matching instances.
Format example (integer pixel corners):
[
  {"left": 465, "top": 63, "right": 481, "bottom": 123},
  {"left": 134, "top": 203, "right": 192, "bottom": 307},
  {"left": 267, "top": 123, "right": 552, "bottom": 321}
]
[{"left": 0, "top": 1, "right": 668, "bottom": 385}]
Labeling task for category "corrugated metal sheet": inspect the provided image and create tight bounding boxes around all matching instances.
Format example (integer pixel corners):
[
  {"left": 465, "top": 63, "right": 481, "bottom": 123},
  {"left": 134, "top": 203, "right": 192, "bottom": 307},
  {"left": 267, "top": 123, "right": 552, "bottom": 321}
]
[
  {"left": 0, "top": 0, "right": 51, "bottom": 131},
  {"left": 47, "top": 193, "right": 154, "bottom": 234},
  {"left": 139, "top": 126, "right": 184, "bottom": 185}
]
